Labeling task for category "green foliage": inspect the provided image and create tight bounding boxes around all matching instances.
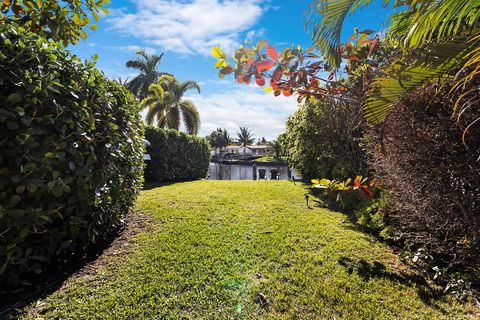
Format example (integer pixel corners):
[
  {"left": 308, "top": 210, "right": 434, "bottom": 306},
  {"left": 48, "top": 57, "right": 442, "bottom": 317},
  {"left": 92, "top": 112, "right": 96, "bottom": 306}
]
[
  {"left": 0, "top": 24, "right": 144, "bottom": 287},
  {"left": 142, "top": 76, "right": 201, "bottom": 135},
  {"left": 236, "top": 126, "right": 255, "bottom": 148},
  {"left": 207, "top": 128, "right": 232, "bottom": 149},
  {"left": 0, "top": 0, "right": 109, "bottom": 45},
  {"left": 308, "top": 0, "right": 480, "bottom": 130},
  {"left": 281, "top": 99, "right": 368, "bottom": 180},
  {"left": 144, "top": 128, "right": 210, "bottom": 182},
  {"left": 126, "top": 50, "right": 167, "bottom": 100}
]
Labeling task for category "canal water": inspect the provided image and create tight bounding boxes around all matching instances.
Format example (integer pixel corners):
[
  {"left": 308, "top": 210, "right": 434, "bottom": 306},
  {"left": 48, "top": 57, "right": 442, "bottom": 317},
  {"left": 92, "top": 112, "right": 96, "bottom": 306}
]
[{"left": 207, "top": 162, "right": 299, "bottom": 180}]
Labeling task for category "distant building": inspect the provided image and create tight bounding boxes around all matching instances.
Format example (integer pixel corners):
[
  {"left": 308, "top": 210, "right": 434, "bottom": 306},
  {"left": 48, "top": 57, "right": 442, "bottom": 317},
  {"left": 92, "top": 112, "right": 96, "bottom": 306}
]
[{"left": 224, "top": 145, "right": 270, "bottom": 156}]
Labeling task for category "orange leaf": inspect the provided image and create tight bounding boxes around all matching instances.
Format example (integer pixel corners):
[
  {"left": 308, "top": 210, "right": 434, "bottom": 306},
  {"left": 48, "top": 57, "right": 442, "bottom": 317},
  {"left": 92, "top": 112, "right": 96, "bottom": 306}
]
[
  {"left": 266, "top": 45, "right": 278, "bottom": 61},
  {"left": 255, "top": 60, "right": 276, "bottom": 73}
]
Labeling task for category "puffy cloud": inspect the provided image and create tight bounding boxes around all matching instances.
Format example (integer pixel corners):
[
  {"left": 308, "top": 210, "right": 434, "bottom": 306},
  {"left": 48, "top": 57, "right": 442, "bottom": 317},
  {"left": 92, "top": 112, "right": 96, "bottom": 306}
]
[
  {"left": 106, "top": 0, "right": 266, "bottom": 56},
  {"left": 188, "top": 85, "right": 298, "bottom": 139}
]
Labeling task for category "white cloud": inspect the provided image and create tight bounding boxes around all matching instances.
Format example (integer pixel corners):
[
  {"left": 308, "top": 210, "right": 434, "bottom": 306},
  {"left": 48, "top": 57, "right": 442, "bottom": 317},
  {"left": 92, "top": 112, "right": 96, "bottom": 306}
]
[
  {"left": 188, "top": 85, "right": 298, "bottom": 139},
  {"left": 106, "top": 0, "right": 266, "bottom": 56},
  {"left": 115, "top": 45, "right": 157, "bottom": 54}
]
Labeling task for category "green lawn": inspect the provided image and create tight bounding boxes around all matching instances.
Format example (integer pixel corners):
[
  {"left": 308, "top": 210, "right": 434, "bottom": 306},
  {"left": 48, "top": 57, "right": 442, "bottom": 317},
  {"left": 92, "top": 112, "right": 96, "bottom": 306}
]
[
  {"left": 255, "top": 156, "right": 286, "bottom": 163},
  {"left": 20, "top": 181, "right": 477, "bottom": 319}
]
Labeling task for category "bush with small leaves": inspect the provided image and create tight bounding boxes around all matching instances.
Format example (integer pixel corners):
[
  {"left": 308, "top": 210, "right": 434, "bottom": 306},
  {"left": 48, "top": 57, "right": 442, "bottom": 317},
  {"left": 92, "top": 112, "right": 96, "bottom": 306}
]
[
  {"left": 145, "top": 128, "right": 210, "bottom": 182},
  {"left": 0, "top": 24, "right": 144, "bottom": 287}
]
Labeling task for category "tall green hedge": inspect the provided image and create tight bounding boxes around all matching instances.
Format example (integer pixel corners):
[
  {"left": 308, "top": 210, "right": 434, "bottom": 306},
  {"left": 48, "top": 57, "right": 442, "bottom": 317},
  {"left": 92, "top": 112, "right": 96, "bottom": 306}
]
[
  {"left": 0, "top": 24, "right": 145, "bottom": 287},
  {"left": 145, "top": 128, "right": 210, "bottom": 182}
]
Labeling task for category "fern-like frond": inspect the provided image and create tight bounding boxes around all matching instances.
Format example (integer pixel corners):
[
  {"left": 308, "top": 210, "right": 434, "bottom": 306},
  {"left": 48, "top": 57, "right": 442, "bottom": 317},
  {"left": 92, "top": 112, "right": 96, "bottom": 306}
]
[{"left": 365, "top": 38, "right": 479, "bottom": 125}]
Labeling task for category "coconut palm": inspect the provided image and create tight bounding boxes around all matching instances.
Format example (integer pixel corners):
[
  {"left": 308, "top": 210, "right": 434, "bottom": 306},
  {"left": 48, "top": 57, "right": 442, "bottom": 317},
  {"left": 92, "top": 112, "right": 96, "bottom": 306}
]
[
  {"left": 236, "top": 127, "right": 255, "bottom": 154},
  {"left": 141, "top": 76, "right": 201, "bottom": 135},
  {"left": 126, "top": 49, "right": 169, "bottom": 99},
  {"left": 307, "top": 0, "right": 480, "bottom": 129}
]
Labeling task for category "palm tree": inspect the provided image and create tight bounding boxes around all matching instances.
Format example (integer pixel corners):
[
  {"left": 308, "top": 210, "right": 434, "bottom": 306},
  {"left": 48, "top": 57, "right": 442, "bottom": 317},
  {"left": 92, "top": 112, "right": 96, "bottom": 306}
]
[
  {"left": 257, "top": 137, "right": 267, "bottom": 145},
  {"left": 208, "top": 128, "right": 232, "bottom": 149},
  {"left": 126, "top": 49, "right": 168, "bottom": 99},
  {"left": 269, "top": 139, "right": 281, "bottom": 159},
  {"left": 115, "top": 77, "right": 129, "bottom": 87},
  {"left": 307, "top": 0, "right": 480, "bottom": 130},
  {"left": 236, "top": 126, "right": 255, "bottom": 154},
  {"left": 141, "top": 76, "right": 201, "bottom": 135}
]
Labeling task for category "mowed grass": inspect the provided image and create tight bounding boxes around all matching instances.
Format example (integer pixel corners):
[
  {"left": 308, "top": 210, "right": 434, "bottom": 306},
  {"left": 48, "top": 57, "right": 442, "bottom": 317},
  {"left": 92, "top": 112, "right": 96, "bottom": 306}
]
[{"left": 20, "top": 181, "right": 476, "bottom": 319}]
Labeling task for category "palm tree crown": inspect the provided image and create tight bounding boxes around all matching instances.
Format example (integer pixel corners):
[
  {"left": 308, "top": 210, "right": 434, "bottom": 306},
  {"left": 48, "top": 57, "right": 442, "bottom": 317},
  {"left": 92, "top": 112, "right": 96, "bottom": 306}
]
[
  {"left": 141, "top": 76, "right": 201, "bottom": 135},
  {"left": 208, "top": 128, "right": 232, "bottom": 149},
  {"left": 126, "top": 49, "right": 168, "bottom": 99},
  {"left": 236, "top": 126, "right": 255, "bottom": 147}
]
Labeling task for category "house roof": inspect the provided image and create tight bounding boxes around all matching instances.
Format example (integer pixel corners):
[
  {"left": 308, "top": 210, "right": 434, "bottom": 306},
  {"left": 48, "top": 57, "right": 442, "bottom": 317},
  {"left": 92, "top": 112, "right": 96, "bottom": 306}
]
[{"left": 225, "top": 145, "right": 270, "bottom": 149}]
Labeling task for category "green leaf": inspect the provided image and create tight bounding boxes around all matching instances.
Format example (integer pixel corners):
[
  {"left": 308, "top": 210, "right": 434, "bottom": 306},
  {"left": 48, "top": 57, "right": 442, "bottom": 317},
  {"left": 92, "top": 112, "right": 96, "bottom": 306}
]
[
  {"left": 6, "top": 93, "right": 22, "bottom": 105},
  {"left": 73, "top": 13, "right": 81, "bottom": 25},
  {"left": 16, "top": 185, "right": 25, "bottom": 194}
]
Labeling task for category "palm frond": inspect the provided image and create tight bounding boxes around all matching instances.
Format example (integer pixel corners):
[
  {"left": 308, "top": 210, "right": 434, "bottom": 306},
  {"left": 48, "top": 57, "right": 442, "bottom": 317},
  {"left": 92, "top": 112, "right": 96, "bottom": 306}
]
[
  {"left": 395, "top": 0, "right": 480, "bottom": 49},
  {"left": 365, "top": 38, "right": 479, "bottom": 125},
  {"left": 180, "top": 80, "right": 201, "bottom": 95},
  {"left": 166, "top": 106, "right": 181, "bottom": 130},
  {"left": 179, "top": 100, "right": 201, "bottom": 135},
  {"left": 157, "top": 113, "right": 167, "bottom": 128},
  {"left": 306, "top": 0, "right": 376, "bottom": 68},
  {"left": 126, "top": 59, "right": 148, "bottom": 73}
]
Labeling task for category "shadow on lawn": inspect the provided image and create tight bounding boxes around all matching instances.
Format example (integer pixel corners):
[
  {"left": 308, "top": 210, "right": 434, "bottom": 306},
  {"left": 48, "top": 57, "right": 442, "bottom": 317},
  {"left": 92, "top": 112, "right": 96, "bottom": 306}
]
[
  {"left": 0, "top": 211, "right": 153, "bottom": 320},
  {"left": 337, "top": 256, "right": 447, "bottom": 311},
  {"left": 0, "top": 236, "right": 119, "bottom": 319},
  {"left": 142, "top": 179, "right": 202, "bottom": 190}
]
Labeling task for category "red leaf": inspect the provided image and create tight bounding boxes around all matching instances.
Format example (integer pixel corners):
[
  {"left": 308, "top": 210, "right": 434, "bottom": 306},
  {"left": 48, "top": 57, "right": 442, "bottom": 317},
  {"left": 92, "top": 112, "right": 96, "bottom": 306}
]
[
  {"left": 282, "top": 89, "right": 292, "bottom": 97},
  {"left": 266, "top": 45, "right": 278, "bottom": 61},
  {"left": 247, "top": 57, "right": 255, "bottom": 66},
  {"left": 353, "top": 179, "right": 360, "bottom": 190},
  {"left": 220, "top": 66, "right": 234, "bottom": 75},
  {"left": 272, "top": 67, "right": 283, "bottom": 81},
  {"left": 327, "top": 71, "right": 335, "bottom": 81},
  {"left": 236, "top": 74, "right": 244, "bottom": 83},
  {"left": 270, "top": 78, "right": 279, "bottom": 90},
  {"left": 255, "top": 76, "right": 266, "bottom": 86},
  {"left": 369, "top": 35, "right": 380, "bottom": 55},
  {"left": 255, "top": 60, "right": 276, "bottom": 73},
  {"left": 362, "top": 185, "right": 373, "bottom": 198}
]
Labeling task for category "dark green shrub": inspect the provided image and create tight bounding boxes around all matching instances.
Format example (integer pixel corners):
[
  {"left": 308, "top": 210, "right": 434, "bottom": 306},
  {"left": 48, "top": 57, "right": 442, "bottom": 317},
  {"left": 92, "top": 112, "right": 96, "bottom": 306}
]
[
  {"left": 0, "top": 24, "right": 145, "bottom": 287},
  {"left": 145, "top": 127, "right": 210, "bottom": 182},
  {"left": 281, "top": 98, "right": 368, "bottom": 181}
]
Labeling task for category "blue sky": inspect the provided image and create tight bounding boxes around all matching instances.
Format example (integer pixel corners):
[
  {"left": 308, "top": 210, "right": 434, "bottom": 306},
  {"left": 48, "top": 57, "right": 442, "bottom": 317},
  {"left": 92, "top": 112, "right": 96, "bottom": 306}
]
[{"left": 70, "top": 0, "right": 391, "bottom": 140}]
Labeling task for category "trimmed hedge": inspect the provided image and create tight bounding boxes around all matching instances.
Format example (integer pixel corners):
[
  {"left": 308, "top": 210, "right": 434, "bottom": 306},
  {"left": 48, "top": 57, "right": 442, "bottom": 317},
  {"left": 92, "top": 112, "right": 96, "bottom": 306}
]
[
  {"left": 145, "top": 128, "right": 210, "bottom": 182},
  {"left": 0, "top": 24, "right": 145, "bottom": 287}
]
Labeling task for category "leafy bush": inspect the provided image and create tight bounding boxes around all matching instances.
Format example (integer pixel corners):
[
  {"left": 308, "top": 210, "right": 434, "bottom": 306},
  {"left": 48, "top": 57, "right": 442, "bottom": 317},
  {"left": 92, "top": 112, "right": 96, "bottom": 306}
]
[
  {"left": 281, "top": 98, "right": 368, "bottom": 181},
  {"left": 145, "top": 128, "right": 210, "bottom": 182},
  {"left": 0, "top": 24, "right": 145, "bottom": 287},
  {"left": 372, "top": 81, "right": 480, "bottom": 274}
]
